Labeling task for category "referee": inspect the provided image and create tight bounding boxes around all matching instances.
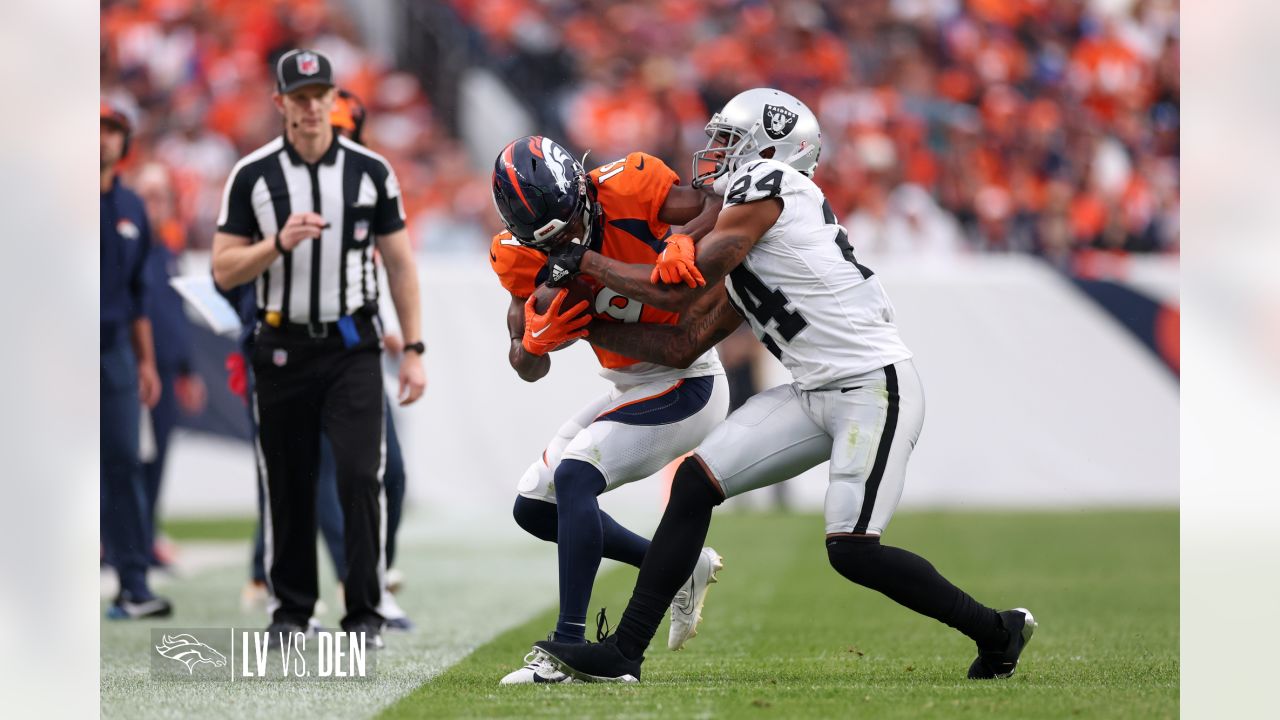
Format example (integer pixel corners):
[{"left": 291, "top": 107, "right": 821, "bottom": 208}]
[{"left": 211, "top": 49, "right": 426, "bottom": 648}]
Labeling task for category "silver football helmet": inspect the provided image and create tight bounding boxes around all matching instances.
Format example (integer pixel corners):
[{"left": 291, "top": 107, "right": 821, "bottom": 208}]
[{"left": 692, "top": 87, "right": 822, "bottom": 191}]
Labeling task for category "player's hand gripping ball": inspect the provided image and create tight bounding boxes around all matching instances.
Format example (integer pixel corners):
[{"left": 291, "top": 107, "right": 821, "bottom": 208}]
[{"left": 523, "top": 277, "right": 595, "bottom": 354}]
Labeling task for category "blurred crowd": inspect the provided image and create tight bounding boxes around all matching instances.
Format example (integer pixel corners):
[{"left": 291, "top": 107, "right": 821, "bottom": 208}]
[
  {"left": 101, "top": 0, "right": 495, "bottom": 255},
  {"left": 103, "top": 0, "right": 1178, "bottom": 266},
  {"left": 456, "top": 0, "right": 1178, "bottom": 264}
]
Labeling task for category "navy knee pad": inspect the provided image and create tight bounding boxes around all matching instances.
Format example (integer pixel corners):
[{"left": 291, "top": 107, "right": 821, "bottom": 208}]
[
  {"left": 512, "top": 495, "right": 557, "bottom": 542},
  {"left": 669, "top": 456, "right": 726, "bottom": 511}
]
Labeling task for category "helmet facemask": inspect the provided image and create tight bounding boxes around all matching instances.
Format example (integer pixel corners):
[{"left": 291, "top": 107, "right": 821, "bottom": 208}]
[{"left": 691, "top": 117, "right": 763, "bottom": 190}]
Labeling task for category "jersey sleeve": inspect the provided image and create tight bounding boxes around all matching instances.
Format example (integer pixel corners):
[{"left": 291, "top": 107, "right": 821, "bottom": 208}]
[
  {"left": 216, "top": 164, "right": 260, "bottom": 237},
  {"left": 130, "top": 195, "right": 153, "bottom": 321},
  {"left": 372, "top": 161, "right": 407, "bottom": 235},
  {"left": 591, "top": 152, "right": 679, "bottom": 231},
  {"left": 722, "top": 159, "right": 794, "bottom": 208},
  {"left": 489, "top": 232, "right": 544, "bottom": 298}
]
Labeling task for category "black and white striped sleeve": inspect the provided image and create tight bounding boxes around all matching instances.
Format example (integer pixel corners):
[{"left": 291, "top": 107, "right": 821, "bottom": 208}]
[
  {"left": 373, "top": 161, "right": 406, "bottom": 235},
  {"left": 217, "top": 164, "right": 260, "bottom": 238}
]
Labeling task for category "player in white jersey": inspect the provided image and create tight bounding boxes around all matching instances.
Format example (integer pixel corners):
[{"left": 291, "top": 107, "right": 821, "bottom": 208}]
[{"left": 531, "top": 88, "right": 1036, "bottom": 683}]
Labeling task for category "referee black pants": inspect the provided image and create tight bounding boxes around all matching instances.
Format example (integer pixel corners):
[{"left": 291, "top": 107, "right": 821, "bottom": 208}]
[{"left": 251, "top": 319, "right": 385, "bottom": 630}]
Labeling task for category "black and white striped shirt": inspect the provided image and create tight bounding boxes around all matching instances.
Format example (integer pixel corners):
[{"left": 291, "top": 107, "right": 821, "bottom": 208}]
[{"left": 216, "top": 135, "right": 406, "bottom": 324}]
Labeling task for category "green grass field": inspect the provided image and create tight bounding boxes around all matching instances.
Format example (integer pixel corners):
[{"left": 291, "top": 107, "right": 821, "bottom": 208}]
[{"left": 383, "top": 510, "right": 1177, "bottom": 719}]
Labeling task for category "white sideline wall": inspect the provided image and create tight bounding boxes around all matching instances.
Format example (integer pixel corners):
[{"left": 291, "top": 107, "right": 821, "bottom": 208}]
[{"left": 160, "top": 252, "right": 1178, "bottom": 520}]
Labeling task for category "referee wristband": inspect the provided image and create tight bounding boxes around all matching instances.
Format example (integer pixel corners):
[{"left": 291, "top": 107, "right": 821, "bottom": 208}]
[
  {"left": 404, "top": 341, "right": 426, "bottom": 355},
  {"left": 273, "top": 234, "right": 288, "bottom": 255}
]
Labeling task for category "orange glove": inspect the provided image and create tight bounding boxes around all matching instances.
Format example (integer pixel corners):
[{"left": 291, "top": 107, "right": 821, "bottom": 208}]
[
  {"left": 650, "top": 233, "right": 705, "bottom": 288},
  {"left": 523, "top": 290, "right": 592, "bottom": 355}
]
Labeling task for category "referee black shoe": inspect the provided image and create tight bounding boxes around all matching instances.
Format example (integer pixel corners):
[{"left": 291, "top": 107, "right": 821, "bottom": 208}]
[
  {"left": 533, "top": 635, "right": 642, "bottom": 683},
  {"left": 106, "top": 590, "right": 173, "bottom": 620},
  {"left": 968, "top": 608, "right": 1037, "bottom": 679},
  {"left": 346, "top": 621, "right": 385, "bottom": 650},
  {"left": 264, "top": 621, "right": 308, "bottom": 651}
]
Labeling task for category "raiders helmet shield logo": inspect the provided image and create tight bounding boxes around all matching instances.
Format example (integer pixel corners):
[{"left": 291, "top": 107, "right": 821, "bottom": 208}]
[
  {"left": 763, "top": 104, "right": 799, "bottom": 140},
  {"left": 296, "top": 52, "right": 320, "bottom": 76}
]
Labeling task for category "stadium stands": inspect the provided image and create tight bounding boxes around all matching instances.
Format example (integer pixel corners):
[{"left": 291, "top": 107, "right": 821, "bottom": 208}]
[{"left": 102, "top": 0, "right": 1178, "bottom": 260}]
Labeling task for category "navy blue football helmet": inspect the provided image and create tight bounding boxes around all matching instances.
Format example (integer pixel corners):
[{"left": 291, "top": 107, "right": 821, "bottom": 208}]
[{"left": 491, "top": 135, "right": 596, "bottom": 252}]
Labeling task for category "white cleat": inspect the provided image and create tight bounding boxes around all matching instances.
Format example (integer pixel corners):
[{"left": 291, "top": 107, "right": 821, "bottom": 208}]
[
  {"left": 499, "top": 649, "right": 576, "bottom": 685},
  {"left": 668, "top": 547, "right": 724, "bottom": 651}
]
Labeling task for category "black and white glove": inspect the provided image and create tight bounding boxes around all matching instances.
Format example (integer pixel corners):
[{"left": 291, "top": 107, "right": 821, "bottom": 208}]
[{"left": 545, "top": 241, "right": 588, "bottom": 288}]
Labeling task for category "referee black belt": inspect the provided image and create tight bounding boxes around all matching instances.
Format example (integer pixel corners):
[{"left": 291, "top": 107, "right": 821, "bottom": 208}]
[{"left": 260, "top": 304, "right": 378, "bottom": 339}]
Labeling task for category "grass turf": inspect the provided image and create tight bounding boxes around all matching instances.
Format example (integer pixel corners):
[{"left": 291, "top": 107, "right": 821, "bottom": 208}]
[
  {"left": 161, "top": 516, "right": 258, "bottom": 541},
  {"left": 382, "top": 509, "right": 1177, "bottom": 719}
]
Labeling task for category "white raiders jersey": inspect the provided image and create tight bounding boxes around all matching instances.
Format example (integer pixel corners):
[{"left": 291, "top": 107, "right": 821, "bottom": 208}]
[{"left": 720, "top": 158, "right": 913, "bottom": 389}]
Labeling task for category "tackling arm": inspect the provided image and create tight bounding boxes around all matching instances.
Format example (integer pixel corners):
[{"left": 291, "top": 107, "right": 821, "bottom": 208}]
[
  {"left": 658, "top": 185, "right": 721, "bottom": 241},
  {"left": 579, "top": 198, "right": 781, "bottom": 313},
  {"left": 586, "top": 282, "right": 743, "bottom": 369},
  {"left": 506, "top": 293, "right": 550, "bottom": 382}
]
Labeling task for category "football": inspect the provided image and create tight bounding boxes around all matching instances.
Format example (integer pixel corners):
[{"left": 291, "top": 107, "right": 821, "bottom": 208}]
[
  {"left": 529, "top": 275, "right": 596, "bottom": 350},
  {"left": 530, "top": 275, "right": 596, "bottom": 317}
]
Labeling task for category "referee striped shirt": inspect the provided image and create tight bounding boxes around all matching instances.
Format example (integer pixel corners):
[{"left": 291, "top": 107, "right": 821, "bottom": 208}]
[{"left": 216, "top": 134, "right": 406, "bottom": 324}]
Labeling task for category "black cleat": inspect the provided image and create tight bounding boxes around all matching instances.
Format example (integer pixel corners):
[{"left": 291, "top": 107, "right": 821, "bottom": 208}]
[
  {"left": 968, "top": 608, "right": 1037, "bottom": 679},
  {"left": 533, "top": 635, "right": 642, "bottom": 683},
  {"left": 346, "top": 621, "right": 385, "bottom": 650},
  {"left": 106, "top": 591, "right": 173, "bottom": 620},
  {"left": 263, "top": 621, "right": 307, "bottom": 651}
]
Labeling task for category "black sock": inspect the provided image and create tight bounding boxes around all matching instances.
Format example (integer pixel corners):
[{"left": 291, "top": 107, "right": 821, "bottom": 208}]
[
  {"left": 512, "top": 495, "right": 651, "bottom": 567},
  {"left": 826, "top": 537, "right": 1006, "bottom": 647},
  {"left": 615, "top": 458, "right": 723, "bottom": 660}
]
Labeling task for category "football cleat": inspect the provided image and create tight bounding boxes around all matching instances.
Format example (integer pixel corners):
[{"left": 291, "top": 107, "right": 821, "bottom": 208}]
[
  {"left": 106, "top": 590, "right": 173, "bottom": 620},
  {"left": 668, "top": 547, "right": 723, "bottom": 650},
  {"left": 534, "top": 635, "right": 641, "bottom": 683},
  {"left": 499, "top": 649, "right": 575, "bottom": 685},
  {"left": 968, "top": 608, "right": 1037, "bottom": 679}
]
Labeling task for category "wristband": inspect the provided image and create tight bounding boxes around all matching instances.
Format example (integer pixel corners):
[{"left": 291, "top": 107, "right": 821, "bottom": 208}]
[
  {"left": 403, "top": 341, "right": 426, "bottom": 355},
  {"left": 274, "top": 234, "right": 288, "bottom": 254}
]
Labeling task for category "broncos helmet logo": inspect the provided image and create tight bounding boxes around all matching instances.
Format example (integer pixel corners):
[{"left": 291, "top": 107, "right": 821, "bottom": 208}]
[
  {"left": 541, "top": 138, "right": 577, "bottom": 193},
  {"left": 155, "top": 634, "right": 228, "bottom": 674}
]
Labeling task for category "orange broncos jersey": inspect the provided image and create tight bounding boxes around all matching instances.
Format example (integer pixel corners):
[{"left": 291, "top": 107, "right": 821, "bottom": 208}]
[{"left": 490, "top": 151, "right": 682, "bottom": 370}]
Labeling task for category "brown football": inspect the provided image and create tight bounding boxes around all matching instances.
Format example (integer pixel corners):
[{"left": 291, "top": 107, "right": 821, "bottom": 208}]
[
  {"left": 530, "top": 275, "right": 597, "bottom": 316},
  {"left": 529, "top": 276, "right": 597, "bottom": 350}
]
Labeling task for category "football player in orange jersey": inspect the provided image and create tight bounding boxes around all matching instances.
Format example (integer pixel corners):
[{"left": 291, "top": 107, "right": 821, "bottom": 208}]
[{"left": 487, "top": 136, "right": 729, "bottom": 684}]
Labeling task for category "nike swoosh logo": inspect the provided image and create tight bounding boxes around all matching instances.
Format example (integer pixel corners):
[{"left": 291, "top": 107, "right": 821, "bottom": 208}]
[
  {"left": 531, "top": 326, "right": 550, "bottom": 338},
  {"left": 490, "top": 251, "right": 497, "bottom": 262},
  {"left": 635, "top": 157, "right": 645, "bottom": 170},
  {"left": 840, "top": 386, "right": 863, "bottom": 393}
]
